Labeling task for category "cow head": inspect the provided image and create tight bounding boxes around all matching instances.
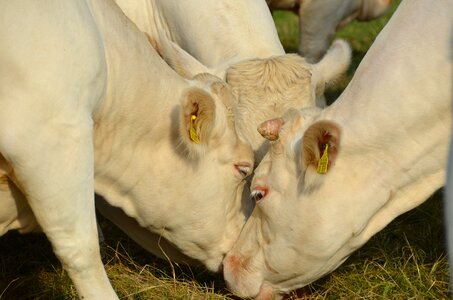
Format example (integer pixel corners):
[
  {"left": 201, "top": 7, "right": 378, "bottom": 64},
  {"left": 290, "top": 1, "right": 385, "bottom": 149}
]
[
  {"left": 225, "top": 39, "right": 350, "bottom": 162},
  {"left": 222, "top": 106, "right": 432, "bottom": 298},
  {"left": 121, "top": 72, "right": 255, "bottom": 273}
]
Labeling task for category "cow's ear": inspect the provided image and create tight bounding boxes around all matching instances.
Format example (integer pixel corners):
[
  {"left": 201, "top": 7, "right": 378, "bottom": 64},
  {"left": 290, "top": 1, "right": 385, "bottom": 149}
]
[
  {"left": 301, "top": 121, "right": 340, "bottom": 174},
  {"left": 258, "top": 118, "right": 285, "bottom": 141},
  {"left": 148, "top": 32, "right": 216, "bottom": 79},
  {"left": 180, "top": 88, "right": 217, "bottom": 156},
  {"left": 311, "top": 39, "right": 351, "bottom": 97}
]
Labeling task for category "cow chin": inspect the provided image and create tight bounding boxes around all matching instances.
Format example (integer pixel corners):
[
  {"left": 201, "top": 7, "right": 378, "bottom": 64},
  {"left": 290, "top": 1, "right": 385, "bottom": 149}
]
[
  {"left": 223, "top": 254, "right": 264, "bottom": 298},
  {"left": 203, "top": 256, "right": 224, "bottom": 273}
]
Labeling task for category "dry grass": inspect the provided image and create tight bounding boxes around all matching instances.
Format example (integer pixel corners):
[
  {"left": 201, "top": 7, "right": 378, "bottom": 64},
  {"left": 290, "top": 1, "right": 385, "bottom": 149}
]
[
  {"left": 1, "top": 195, "right": 448, "bottom": 299},
  {"left": 1, "top": 1, "right": 450, "bottom": 299},
  {"left": 0, "top": 218, "right": 234, "bottom": 300}
]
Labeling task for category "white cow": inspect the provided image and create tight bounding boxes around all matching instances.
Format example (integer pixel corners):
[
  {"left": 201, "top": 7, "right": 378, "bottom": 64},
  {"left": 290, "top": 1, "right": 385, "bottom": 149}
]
[
  {"left": 267, "top": 0, "right": 392, "bottom": 62},
  {"left": 0, "top": 0, "right": 254, "bottom": 299},
  {"left": 94, "top": 1, "right": 350, "bottom": 267},
  {"left": 114, "top": 0, "right": 352, "bottom": 162},
  {"left": 223, "top": 0, "right": 453, "bottom": 298}
]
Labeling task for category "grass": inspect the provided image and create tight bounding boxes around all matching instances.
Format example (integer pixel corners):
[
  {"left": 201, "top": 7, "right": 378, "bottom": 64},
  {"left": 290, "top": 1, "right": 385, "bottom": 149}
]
[
  {"left": 0, "top": 219, "right": 233, "bottom": 300},
  {"left": 1, "top": 1, "right": 450, "bottom": 299}
]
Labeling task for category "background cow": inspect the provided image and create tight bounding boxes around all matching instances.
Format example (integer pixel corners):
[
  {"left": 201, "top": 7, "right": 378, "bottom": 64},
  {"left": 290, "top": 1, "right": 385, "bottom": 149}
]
[
  {"left": 0, "top": 0, "right": 255, "bottom": 298},
  {"left": 222, "top": 0, "right": 453, "bottom": 298},
  {"left": 267, "top": 0, "right": 392, "bottom": 62}
]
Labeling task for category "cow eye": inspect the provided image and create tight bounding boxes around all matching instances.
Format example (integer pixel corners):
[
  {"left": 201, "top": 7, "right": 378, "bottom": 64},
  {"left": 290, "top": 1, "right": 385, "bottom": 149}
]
[
  {"left": 235, "top": 164, "right": 251, "bottom": 177},
  {"left": 251, "top": 188, "right": 267, "bottom": 203}
]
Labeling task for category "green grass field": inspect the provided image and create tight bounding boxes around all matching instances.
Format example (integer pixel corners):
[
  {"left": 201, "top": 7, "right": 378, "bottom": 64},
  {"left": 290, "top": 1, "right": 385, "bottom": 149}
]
[{"left": 1, "top": 1, "right": 450, "bottom": 299}]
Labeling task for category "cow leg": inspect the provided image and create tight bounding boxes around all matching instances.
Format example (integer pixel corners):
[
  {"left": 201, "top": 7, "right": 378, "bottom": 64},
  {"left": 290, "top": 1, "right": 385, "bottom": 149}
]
[
  {"left": 298, "top": 0, "right": 355, "bottom": 63},
  {"left": 0, "top": 117, "right": 117, "bottom": 299}
]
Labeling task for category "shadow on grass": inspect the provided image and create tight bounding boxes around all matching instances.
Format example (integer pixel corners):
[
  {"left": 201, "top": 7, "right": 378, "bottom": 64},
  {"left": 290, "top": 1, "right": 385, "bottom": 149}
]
[
  {"left": 1, "top": 191, "right": 448, "bottom": 299},
  {"left": 0, "top": 214, "right": 233, "bottom": 300},
  {"left": 0, "top": 231, "right": 75, "bottom": 299}
]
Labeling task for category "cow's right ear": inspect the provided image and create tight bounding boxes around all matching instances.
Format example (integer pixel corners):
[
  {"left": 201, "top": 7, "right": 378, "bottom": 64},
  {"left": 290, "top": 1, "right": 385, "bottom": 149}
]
[
  {"left": 148, "top": 32, "right": 218, "bottom": 79},
  {"left": 180, "top": 88, "right": 217, "bottom": 156},
  {"left": 301, "top": 121, "right": 341, "bottom": 174}
]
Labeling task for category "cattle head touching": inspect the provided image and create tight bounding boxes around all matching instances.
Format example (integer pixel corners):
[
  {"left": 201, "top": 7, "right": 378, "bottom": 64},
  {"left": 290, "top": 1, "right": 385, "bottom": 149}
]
[
  {"left": 172, "top": 75, "right": 256, "bottom": 271},
  {"left": 105, "top": 72, "right": 256, "bottom": 273},
  {"left": 152, "top": 33, "right": 351, "bottom": 164}
]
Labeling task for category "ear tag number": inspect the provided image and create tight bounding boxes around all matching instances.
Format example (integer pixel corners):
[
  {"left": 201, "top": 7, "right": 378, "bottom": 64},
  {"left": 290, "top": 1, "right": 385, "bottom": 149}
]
[
  {"left": 316, "top": 144, "right": 329, "bottom": 174},
  {"left": 189, "top": 115, "right": 201, "bottom": 144}
]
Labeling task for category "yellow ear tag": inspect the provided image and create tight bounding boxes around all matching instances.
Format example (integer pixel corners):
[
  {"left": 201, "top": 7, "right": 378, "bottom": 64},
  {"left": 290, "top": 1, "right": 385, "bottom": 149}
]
[
  {"left": 316, "top": 144, "right": 329, "bottom": 174},
  {"left": 189, "top": 115, "right": 201, "bottom": 144}
]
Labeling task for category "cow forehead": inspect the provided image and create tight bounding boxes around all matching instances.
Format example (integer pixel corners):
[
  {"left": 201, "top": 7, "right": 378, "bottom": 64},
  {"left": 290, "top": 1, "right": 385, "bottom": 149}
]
[{"left": 225, "top": 54, "right": 313, "bottom": 104}]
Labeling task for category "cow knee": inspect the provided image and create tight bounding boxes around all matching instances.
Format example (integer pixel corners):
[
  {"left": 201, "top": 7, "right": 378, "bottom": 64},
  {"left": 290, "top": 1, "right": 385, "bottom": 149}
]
[{"left": 52, "top": 231, "right": 101, "bottom": 272}]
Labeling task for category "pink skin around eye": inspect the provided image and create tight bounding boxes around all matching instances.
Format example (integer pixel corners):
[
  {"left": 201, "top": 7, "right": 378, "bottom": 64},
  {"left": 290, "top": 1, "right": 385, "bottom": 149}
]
[
  {"left": 254, "top": 186, "right": 268, "bottom": 196},
  {"left": 235, "top": 162, "right": 250, "bottom": 169}
]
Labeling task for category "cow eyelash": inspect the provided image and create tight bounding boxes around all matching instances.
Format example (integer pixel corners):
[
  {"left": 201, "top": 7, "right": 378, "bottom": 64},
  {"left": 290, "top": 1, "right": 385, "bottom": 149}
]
[{"left": 235, "top": 165, "right": 251, "bottom": 177}]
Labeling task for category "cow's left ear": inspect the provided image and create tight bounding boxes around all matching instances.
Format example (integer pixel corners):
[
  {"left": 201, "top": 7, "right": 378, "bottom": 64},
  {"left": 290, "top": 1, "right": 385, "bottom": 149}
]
[
  {"left": 180, "top": 87, "right": 217, "bottom": 156},
  {"left": 301, "top": 121, "right": 341, "bottom": 174}
]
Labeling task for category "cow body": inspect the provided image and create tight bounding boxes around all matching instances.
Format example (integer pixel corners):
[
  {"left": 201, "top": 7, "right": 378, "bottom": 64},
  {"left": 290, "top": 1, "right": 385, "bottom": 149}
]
[
  {"left": 267, "top": 0, "right": 392, "bottom": 62},
  {"left": 115, "top": 0, "right": 285, "bottom": 74},
  {"left": 223, "top": 0, "right": 453, "bottom": 298},
  {"left": 0, "top": 0, "right": 254, "bottom": 298}
]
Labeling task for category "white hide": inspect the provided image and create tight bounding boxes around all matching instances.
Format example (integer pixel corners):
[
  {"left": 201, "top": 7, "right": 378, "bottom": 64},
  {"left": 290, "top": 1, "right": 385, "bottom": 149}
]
[
  {"left": 267, "top": 0, "right": 392, "bottom": 62},
  {"left": 0, "top": 0, "right": 254, "bottom": 299},
  {"left": 113, "top": 0, "right": 351, "bottom": 162},
  {"left": 92, "top": 1, "right": 350, "bottom": 265},
  {"left": 155, "top": 35, "right": 351, "bottom": 162},
  {"left": 114, "top": 0, "right": 284, "bottom": 75},
  {"left": 223, "top": 0, "right": 453, "bottom": 298}
]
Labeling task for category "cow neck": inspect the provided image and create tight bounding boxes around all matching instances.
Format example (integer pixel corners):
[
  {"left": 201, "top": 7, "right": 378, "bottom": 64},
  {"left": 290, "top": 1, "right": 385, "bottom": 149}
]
[
  {"left": 316, "top": 5, "right": 450, "bottom": 202},
  {"left": 118, "top": 0, "right": 285, "bottom": 70},
  {"left": 87, "top": 0, "right": 189, "bottom": 216}
]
